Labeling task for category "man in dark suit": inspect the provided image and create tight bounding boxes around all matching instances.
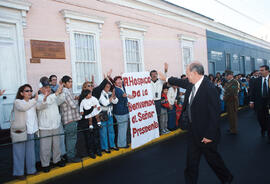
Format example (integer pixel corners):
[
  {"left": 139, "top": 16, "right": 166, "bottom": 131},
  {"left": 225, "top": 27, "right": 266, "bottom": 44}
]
[
  {"left": 249, "top": 65, "right": 270, "bottom": 140},
  {"left": 159, "top": 62, "right": 233, "bottom": 184}
]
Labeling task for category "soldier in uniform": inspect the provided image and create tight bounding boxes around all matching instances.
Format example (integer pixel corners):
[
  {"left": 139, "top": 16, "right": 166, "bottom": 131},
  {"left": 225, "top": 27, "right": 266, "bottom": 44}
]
[{"left": 224, "top": 70, "right": 239, "bottom": 135}]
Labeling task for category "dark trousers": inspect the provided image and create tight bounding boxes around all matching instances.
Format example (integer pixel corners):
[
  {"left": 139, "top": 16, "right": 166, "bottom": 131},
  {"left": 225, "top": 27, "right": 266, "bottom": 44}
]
[
  {"left": 76, "top": 119, "right": 101, "bottom": 157},
  {"left": 226, "top": 104, "right": 238, "bottom": 133},
  {"left": 167, "top": 106, "right": 176, "bottom": 130},
  {"left": 256, "top": 102, "right": 270, "bottom": 137},
  {"left": 184, "top": 135, "right": 232, "bottom": 184},
  {"left": 154, "top": 100, "right": 162, "bottom": 129}
]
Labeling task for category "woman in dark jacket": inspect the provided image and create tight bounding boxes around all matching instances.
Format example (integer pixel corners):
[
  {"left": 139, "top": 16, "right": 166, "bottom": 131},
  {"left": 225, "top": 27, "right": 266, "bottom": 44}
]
[{"left": 76, "top": 76, "right": 112, "bottom": 158}]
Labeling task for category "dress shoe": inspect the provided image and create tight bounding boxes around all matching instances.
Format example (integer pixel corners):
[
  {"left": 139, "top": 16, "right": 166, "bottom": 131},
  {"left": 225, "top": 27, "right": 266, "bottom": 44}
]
[
  {"left": 110, "top": 147, "right": 119, "bottom": 151},
  {"left": 35, "top": 161, "right": 42, "bottom": 171},
  {"left": 119, "top": 145, "right": 129, "bottom": 149},
  {"left": 15, "top": 175, "right": 26, "bottom": 180},
  {"left": 68, "top": 157, "right": 81, "bottom": 163},
  {"left": 89, "top": 152, "right": 96, "bottom": 159},
  {"left": 62, "top": 154, "right": 68, "bottom": 161},
  {"left": 27, "top": 172, "right": 37, "bottom": 176},
  {"left": 56, "top": 160, "right": 66, "bottom": 167},
  {"left": 42, "top": 166, "right": 50, "bottom": 173},
  {"left": 103, "top": 149, "right": 111, "bottom": 153},
  {"left": 96, "top": 151, "right": 102, "bottom": 157}
]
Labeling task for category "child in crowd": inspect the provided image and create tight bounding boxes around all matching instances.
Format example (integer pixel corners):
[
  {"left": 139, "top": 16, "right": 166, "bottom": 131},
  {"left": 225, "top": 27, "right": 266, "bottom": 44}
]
[
  {"left": 79, "top": 90, "right": 102, "bottom": 130},
  {"left": 175, "top": 91, "right": 183, "bottom": 128},
  {"left": 160, "top": 83, "right": 170, "bottom": 135}
]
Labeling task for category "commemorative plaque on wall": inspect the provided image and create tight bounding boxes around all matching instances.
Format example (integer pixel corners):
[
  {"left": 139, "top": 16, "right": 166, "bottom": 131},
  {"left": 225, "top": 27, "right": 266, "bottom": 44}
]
[{"left": 30, "top": 40, "right": 66, "bottom": 59}]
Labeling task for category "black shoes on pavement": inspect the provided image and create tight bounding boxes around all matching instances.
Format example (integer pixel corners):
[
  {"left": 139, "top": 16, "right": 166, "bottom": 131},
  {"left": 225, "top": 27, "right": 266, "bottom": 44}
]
[
  {"left": 42, "top": 166, "right": 50, "bottom": 173},
  {"left": 68, "top": 157, "right": 81, "bottom": 163},
  {"left": 89, "top": 152, "right": 96, "bottom": 159},
  {"left": 110, "top": 147, "right": 119, "bottom": 151}
]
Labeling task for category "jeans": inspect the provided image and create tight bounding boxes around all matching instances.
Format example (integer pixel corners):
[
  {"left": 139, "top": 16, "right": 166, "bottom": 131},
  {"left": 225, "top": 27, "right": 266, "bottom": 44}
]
[
  {"left": 167, "top": 106, "right": 176, "bottom": 130},
  {"left": 64, "top": 121, "right": 78, "bottom": 159},
  {"left": 115, "top": 114, "right": 129, "bottom": 148},
  {"left": 59, "top": 123, "right": 66, "bottom": 155},
  {"left": 99, "top": 115, "right": 116, "bottom": 150},
  {"left": 13, "top": 134, "right": 36, "bottom": 176}
]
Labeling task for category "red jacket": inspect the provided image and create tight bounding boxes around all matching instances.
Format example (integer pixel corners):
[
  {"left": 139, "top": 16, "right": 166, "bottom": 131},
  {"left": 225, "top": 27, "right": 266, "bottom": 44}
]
[{"left": 161, "top": 93, "right": 170, "bottom": 109}]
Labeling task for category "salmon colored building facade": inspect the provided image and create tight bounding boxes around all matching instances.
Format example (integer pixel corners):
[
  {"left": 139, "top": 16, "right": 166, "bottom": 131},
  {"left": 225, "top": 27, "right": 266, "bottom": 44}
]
[{"left": 0, "top": 0, "right": 209, "bottom": 128}]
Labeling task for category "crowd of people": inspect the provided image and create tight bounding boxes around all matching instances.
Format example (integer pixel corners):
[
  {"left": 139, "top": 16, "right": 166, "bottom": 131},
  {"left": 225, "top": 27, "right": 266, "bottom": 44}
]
[{"left": 0, "top": 64, "right": 268, "bottom": 180}]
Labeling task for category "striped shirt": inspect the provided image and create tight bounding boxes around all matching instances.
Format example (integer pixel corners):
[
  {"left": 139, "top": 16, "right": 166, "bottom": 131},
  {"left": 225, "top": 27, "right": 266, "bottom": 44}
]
[{"left": 60, "top": 88, "right": 80, "bottom": 124}]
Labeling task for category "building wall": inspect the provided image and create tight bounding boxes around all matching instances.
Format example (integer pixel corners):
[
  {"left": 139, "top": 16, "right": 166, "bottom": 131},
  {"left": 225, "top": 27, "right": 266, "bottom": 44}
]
[
  {"left": 207, "top": 30, "right": 270, "bottom": 75},
  {"left": 23, "top": 0, "right": 208, "bottom": 91}
]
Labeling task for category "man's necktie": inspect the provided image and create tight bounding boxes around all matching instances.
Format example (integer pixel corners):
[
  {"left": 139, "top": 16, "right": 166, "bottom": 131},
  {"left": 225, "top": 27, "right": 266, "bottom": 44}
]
[
  {"left": 263, "top": 78, "right": 268, "bottom": 97},
  {"left": 188, "top": 86, "right": 196, "bottom": 122}
]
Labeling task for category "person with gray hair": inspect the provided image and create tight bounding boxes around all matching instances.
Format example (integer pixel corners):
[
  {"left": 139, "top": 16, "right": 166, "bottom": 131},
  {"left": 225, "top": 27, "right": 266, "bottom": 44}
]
[{"left": 159, "top": 62, "right": 233, "bottom": 184}]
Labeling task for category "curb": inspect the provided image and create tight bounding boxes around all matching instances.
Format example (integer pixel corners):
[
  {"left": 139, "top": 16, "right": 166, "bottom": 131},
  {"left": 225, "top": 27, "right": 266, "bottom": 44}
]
[
  {"left": 5, "top": 129, "right": 184, "bottom": 184},
  {"left": 6, "top": 106, "right": 247, "bottom": 184}
]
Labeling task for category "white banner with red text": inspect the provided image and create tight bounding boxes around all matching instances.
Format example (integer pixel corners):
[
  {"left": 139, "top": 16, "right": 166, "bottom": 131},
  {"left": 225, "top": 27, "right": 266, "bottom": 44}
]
[{"left": 122, "top": 72, "right": 160, "bottom": 149}]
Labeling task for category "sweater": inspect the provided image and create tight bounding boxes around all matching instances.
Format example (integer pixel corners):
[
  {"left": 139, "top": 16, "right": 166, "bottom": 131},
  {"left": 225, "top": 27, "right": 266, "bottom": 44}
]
[
  {"left": 10, "top": 99, "right": 37, "bottom": 142},
  {"left": 113, "top": 86, "right": 129, "bottom": 115}
]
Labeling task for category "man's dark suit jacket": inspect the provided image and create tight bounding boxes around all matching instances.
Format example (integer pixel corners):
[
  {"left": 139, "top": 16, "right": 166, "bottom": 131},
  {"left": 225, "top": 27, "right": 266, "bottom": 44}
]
[
  {"left": 168, "top": 76, "right": 221, "bottom": 144},
  {"left": 249, "top": 76, "right": 270, "bottom": 111}
]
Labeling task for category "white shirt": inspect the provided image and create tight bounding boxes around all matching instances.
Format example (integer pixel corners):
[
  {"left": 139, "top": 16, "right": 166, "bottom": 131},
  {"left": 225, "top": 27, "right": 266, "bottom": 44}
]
[
  {"left": 167, "top": 87, "right": 178, "bottom": 105},
  {"left": 189, "top": 76, "right": 204, "bottom": 103},
  {"left": 26, "top": 103, "right": 39, "bottom": 134},
  {"left": 151, "top": 79, "right": 164, "bottom": 101},
  {"left": 99, "top": 90, "right": 119, "bottom": 116},
  {"left": 80, "top": 96, "right": 101, "bottom": 119}
]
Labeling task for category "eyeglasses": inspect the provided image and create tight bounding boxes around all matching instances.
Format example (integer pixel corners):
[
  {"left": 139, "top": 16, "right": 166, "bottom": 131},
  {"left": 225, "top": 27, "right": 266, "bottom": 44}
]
[
  {"left": 87, "top": 85, "right": 94, "bottom": 87},
  {"left": 24, "top": 89, "right": 33, "bottom": 93}
]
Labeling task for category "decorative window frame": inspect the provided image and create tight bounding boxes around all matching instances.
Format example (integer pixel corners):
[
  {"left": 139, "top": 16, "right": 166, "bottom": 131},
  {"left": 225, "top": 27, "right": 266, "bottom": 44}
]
[
  {"left": 61, "top": 10, "right": 104, "bottom": 93},
  {"left": 0, "top": 0, "right": 31, "bottom": 86},
  {"left": 178, "top": 34, "right": 195, "bottom": 74},
  {"left": 116, "top": 21, "right": 147, "bottom": 73},
  {"left": 0, "top": 0, "right": 31, "bottom": 129}
]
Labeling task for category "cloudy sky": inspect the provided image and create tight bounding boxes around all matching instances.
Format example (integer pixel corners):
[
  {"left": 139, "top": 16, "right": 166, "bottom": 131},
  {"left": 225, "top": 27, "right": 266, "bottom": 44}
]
[{"left": 166, "top": 0, "right": 270, "bottom": 42}]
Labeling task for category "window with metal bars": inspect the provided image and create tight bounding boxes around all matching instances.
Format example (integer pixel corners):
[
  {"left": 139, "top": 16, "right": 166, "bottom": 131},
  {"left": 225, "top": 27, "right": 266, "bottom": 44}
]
[
  {"left": 125, "top": 39, "right": 142, "bottom": 72},
  {"left": 73, "top": 33, "right": 98, "bottom": 91}
]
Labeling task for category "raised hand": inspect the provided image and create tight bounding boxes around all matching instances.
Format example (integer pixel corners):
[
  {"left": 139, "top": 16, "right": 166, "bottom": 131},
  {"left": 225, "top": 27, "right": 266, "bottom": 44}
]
[
  {"left": 158, "top": 71, "right": 166, "bottom": 81},
  {"left": 107, "top": 69, "right": 112, "bottom": 78},
  {"left": 112, "top": 89, "right": 116, "bottom": 97},
  {"left": 128, "top": 94, "right": 135, "bottom": 99},
  {"left": 201, "top": 137, "right": 212, "bottom": 144},
  {"left": 35, "top": 91, "right": 39, "bottom": 101},
  {"left": 164, "top": 62, "right": 168, "bottom": 73},
  {"left": 91, "top": 75, "right": 95, "bottom": 84},
  {"left": 55, "top": 84, "right": 63, "bottom": 96},
  {"left": 0, "top": 89, "right": 5, "bottom": 97}
]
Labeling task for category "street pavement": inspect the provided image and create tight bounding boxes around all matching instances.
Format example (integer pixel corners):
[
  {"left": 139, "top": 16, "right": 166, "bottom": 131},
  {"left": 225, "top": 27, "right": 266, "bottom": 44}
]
[{"left": 45, "top": 108, "right": 270, "bottom": 184}]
